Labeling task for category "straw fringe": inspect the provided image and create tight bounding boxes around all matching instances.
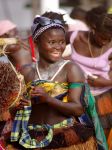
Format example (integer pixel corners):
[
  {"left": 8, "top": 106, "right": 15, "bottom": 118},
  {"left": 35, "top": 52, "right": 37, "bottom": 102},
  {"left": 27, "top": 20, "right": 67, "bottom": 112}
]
[
  {"left": 51, "top": 137, "right": 97, "bottom": 150},
  {"left": 6, "top": 137, "right": 97, "bottom": 150},
  {"left": 1, "top": 45, "right": 22, "bottom": 108},
  {"left": 32, "top": 137, "right": 97, "bottom": 150}
]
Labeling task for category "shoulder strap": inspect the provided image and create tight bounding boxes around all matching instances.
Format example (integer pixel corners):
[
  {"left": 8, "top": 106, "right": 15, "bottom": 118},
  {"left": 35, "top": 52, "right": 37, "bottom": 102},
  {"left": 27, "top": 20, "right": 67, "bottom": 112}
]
[{"left": 50, "top": 60, "right": 70, "bottom": 81}]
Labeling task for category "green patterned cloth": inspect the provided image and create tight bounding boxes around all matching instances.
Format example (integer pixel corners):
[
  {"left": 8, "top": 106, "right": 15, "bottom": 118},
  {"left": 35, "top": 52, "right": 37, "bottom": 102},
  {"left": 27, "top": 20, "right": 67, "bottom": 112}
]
[{"left": 69, "top": 83, "right": 108, "bottom": 150}]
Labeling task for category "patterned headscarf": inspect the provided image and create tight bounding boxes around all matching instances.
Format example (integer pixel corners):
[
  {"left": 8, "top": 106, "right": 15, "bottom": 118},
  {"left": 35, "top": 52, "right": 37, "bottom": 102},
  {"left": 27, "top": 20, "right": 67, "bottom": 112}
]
[{"left": 31, "top": 16, "right": 65, "bottom": 41}]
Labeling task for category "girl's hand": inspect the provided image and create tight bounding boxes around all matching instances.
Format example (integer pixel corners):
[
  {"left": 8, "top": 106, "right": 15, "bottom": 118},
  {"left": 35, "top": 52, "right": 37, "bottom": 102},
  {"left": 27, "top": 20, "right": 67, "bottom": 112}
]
[
  {"left": 30, "top": 86, "right": 49, "bottom": 103},
  {"left": 87, "top": 75, "right": 107, "bottom": 87},
  {"left": 16, "top": 98, "right": 30, "bottom": 110}
]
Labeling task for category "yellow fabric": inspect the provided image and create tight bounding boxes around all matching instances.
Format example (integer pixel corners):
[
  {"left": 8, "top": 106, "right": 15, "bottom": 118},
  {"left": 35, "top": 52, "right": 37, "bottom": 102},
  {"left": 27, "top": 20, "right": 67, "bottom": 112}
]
[{"left": 29, "top": 81, "right": 68, "bottom": 102}]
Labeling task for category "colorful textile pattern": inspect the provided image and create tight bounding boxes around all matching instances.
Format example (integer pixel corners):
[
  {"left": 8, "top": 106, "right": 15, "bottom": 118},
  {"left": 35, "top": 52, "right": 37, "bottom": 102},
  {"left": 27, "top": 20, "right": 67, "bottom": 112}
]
[
  {"left": 11, "top": 109, "right": 73, "bottom": 149},
  {"left": 69, "top": 83, "right": 108, "bottom": 150},
  {"left": 26, "top": 80, "right": 68, "bottom": 102},
  {"left": 11, "top": 81, "right": 107, "bottom": 149},
  {"left": 11, "top": 80, "right": 69, "bottom": 148}
]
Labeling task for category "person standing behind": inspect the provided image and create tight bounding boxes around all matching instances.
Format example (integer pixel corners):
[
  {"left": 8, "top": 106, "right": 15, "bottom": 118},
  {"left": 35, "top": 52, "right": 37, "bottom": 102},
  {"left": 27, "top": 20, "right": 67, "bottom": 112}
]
[
  {"left": 67, "top": 6, "right": 112, "bottom": 149},
  {"left": 70, "top": 7, "right": 89, "bottom": 28},
  {"left": 0, "top": 20, "right": 32, "bottom": 70}
]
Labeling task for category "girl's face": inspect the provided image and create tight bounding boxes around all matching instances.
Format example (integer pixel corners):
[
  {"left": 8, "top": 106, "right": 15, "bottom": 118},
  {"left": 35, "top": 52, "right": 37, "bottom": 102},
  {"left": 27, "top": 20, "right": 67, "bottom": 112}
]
[
  {"left": 37, "top": 28, "right": 66, "bottom": 63},
  {"left": 93, "top": 30, "right": 112, "bottom": 47}
]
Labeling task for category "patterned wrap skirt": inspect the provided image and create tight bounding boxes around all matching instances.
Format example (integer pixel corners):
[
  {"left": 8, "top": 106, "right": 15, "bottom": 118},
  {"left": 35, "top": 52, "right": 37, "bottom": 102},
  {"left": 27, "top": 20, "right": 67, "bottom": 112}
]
[{"left": 6, "top": 120, "right": 97, "bottom": 150}]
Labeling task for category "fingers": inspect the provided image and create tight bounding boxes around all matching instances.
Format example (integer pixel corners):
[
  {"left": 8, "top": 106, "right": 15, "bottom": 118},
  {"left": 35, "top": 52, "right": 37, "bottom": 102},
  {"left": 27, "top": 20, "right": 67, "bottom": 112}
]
[
  {"left": 17, "top": 99, "right": 30, "bottom": 110},
  {"left": 88, "top": 78, "right": 94, "bottom": 84},
  {"left": 87, "top": 76, "right": 94, "bottom": 85},
  {"left": 30, "top": 87, "right": 44, "bottom": 95}
]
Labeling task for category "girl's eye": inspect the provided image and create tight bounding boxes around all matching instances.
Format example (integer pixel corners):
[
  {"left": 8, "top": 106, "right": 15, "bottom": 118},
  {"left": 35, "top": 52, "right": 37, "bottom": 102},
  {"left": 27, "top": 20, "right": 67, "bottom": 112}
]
[
  {"left": 48, "top": 41, "right": 55, "bottom": 45},
  {"left": 60, "top": 40, "right": 65, "bottom": 44}
]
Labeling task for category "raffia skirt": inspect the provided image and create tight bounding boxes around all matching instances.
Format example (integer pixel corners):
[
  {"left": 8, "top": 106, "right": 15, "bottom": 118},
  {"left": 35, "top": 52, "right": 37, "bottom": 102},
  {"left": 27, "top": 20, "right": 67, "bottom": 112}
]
[
  {"left": 5, "top": 137, "right": 96, "bottom": 150},
  {"left": 95, "top": 89, "right": 112, "bottom": 149},
  {"left": 32, "top": 121, "right": 96, "bottom": 150},
  {"left": 40, "top": 137, "right": 96, "bottom": 150}
]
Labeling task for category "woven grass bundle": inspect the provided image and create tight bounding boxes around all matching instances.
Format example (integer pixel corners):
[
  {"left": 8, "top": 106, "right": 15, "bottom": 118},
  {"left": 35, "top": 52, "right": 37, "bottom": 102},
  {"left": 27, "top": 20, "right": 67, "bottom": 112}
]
[{"left": 0, "top": 59, "right": 20, "bottom": 120}]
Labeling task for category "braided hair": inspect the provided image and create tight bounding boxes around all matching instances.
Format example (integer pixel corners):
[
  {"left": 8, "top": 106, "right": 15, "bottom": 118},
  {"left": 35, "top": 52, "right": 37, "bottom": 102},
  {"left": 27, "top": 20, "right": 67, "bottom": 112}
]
[{"left": 42, "top": 11, "right": 65, "bottom": 22}]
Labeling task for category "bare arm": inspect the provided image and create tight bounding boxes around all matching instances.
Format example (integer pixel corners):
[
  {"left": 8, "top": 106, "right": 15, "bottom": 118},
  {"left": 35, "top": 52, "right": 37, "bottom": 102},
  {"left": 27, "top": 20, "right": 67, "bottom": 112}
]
[{"left": 20, "top": 63, "right": 36, "bottom": 83}]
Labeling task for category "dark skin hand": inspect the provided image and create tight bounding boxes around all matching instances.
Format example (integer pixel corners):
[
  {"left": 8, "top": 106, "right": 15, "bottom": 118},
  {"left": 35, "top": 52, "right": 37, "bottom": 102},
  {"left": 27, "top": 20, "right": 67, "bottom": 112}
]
[
  {"left": 87, "top": 75, "right": 112, "bottom": 87},
  {"left": 87, "top": 53, "right": 112, "bottom": 87}
]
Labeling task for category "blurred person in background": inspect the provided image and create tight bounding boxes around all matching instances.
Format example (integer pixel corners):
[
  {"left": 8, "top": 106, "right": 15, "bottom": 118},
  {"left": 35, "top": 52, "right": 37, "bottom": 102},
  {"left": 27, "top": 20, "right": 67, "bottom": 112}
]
[
  {"left": 0, "top": 20, "right": 32, "bottom": 71},
  {"left": 70, "top": 7, "right": 89, "bottom": 29},
  {"left": 65, "top": 6, "right": 112, "bottom": 149},
  {"left": 0, "top": 20, "right": 33, "bottom": 149}
]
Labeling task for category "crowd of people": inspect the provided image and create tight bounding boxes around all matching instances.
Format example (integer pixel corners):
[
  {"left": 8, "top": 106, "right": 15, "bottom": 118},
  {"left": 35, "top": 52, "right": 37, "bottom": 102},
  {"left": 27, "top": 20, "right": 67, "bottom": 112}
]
[{"left": 0, "top": 5, "right": 112, "bottom": 150}]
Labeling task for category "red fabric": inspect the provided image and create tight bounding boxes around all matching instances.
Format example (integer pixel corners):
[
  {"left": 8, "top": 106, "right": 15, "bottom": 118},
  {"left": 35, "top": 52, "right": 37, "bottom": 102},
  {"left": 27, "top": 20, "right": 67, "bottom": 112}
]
[
  {"left": 0, "top": 139, "right": 6, "bottom": 150},
  {"left": 29, "top": 36, "right": 37, "bottom": 62}
]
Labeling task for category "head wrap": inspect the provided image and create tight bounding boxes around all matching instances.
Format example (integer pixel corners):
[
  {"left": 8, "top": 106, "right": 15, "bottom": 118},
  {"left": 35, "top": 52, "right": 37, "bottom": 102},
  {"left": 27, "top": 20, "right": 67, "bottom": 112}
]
[
  {"left": 31, "top": 16, "right": 65, "bottom": 41},
  {"left": 0, "top": 20, "right": 16, "bottom": 36}
]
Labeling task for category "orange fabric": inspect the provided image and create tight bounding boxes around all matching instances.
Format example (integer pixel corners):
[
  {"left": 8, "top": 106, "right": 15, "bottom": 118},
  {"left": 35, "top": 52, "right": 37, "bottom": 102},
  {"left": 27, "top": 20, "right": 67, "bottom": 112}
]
[
  {"left": 108, "top": 128, "right": 112, "bottom": 150},
  {"left": 97, "top": 95, "right": 112, "bottom": 115}
]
